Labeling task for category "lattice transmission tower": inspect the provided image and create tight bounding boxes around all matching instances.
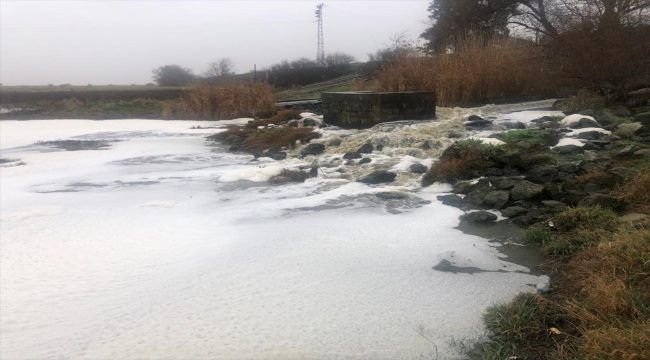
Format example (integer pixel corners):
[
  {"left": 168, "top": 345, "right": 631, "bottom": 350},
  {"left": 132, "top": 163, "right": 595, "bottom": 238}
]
[{"left": 315, "top": 3, "right": 325, "bottom": 64}]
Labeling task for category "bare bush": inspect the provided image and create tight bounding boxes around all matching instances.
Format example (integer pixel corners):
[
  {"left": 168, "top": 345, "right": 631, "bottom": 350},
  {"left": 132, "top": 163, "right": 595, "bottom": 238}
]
[{"left": 182, "top": 83, "right": 276, "bottom": 119}]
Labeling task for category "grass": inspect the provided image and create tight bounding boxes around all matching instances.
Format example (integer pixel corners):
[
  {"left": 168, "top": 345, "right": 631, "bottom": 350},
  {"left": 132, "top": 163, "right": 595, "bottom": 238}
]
[
  {"left": 559, "top": 89, "right": 607, "bottom": 113},
  {"left": 268, "top": 169, "right": 311, "bottom": 184},
  {"left": 209, "top": 127, "right": 320, "bottom": 153},
  {"left": 615, "top": 168, "right": 650, "bottom": 213},
  {"left": 575, "top": 169, "right": 618, "bottom": 190},
  {"left": 497, "top": 129, "right": 560, "bottom": 146},
  {"left": 182, "top": 82, "right": 276, "bottom": 119},
  {"left": 34, "top": 139, "right": 118, "bottom": 151}
]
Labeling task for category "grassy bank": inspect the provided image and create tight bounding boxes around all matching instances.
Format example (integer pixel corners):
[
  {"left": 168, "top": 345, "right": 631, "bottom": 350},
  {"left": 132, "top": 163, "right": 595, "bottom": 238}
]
[{"left": 468, "top": 167, "right": 650, "bottom": 359}]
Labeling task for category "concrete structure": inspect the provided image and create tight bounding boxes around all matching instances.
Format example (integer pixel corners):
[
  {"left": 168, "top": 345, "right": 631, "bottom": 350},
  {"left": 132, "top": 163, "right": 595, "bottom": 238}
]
[{"left": 321, "top": 91, "right": 436, "bottom": 128}]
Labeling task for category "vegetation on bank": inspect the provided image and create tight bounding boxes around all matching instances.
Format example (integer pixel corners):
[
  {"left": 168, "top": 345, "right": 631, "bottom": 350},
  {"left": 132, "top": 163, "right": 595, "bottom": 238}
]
[
  {"left": 208, "top": 127, "right": 320, "bottom": 153},
  {"left": 466, "top": 159, "right": 650, "bottom": 359}
]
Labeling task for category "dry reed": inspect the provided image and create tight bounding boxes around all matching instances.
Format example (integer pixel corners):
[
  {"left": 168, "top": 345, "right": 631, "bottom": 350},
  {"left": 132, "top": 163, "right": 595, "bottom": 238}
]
[{"left": 182, "top": 82, "right": 276, "bottom": 119}]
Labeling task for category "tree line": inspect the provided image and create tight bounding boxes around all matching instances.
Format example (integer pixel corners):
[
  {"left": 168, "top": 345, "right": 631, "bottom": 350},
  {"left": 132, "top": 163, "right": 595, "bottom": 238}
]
[{"left": 152, "top": 52, "right": 356, "bottom": 87}]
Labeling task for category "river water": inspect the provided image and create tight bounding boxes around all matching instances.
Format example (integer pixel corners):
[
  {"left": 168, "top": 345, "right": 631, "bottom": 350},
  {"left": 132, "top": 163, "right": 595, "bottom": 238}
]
[{"left": 0, "top": 102, "right": 558, "bottom": 359}]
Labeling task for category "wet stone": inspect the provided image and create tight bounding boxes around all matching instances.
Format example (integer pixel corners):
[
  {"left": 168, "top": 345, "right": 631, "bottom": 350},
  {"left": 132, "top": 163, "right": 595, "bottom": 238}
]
[{"left": 460, "top": 211, "right": 497, "bottom": 223}]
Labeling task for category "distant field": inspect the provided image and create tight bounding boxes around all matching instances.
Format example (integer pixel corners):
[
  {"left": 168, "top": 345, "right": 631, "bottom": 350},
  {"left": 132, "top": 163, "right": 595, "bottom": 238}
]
[{"left": 0, "top": 85, "right": 183, "bottom": 93}]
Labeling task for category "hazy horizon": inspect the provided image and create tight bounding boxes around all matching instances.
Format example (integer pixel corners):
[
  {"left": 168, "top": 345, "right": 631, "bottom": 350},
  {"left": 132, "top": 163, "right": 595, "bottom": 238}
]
[{"left": 0, "top": 0, "right": 430, "bottom": 86}]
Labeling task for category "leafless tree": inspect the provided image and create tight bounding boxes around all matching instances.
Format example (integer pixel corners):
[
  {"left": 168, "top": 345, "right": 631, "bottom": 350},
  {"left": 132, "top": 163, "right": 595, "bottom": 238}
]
[
  {"left": 324, "top": 52, "right": 356, "bottom": 66},
  {"left": 290, "top": 57, "right": 319, "bottom": 69},
  {"left": 204, "top": 58, "right": 235, "bottom": 77}
]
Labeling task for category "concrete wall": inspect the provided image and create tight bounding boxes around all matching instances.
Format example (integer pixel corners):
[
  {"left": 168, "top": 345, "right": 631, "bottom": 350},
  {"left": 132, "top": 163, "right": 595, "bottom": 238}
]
[{"left": 321, "top": 91, "right": 436, "bottom": 128}]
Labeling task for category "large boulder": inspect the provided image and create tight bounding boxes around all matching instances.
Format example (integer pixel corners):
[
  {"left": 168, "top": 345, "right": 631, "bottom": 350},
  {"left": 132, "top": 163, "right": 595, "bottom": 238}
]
[
  {"left": 301, "top": 143, "right": 325, "bottom": 156},
  {"left": 526, "top": 165, "right": 559, "bottom": 184},
  {"left": 633, "top": 112, "right": 650, "bottom": 126},
  {"left": 578, "top": 193, "right": 619, "bottom": 209},
  {"left": 618, "top": 213, "right": 649, "bottom": 227},
  {"left": 460, "top": 211, "right": 497, "bottom": 223},
  {"left": 358, "top": 170, "right": 397, "bottom": 184},
  {"left": 501, "top": 206, "right": 527, "bottom": 218},
  {"left": 464, "top": 187, "right": 492, "bottom": 206},
  {"left": 482, "top": 190, "right": 510, "bottom": 209},
  {"left": 510, "top": 180, "right": 545, "bottom": 200},
  {"left": 437, "top": 194, "right": 463, "bottom": 208},
  {"left": 358, "top": 157, "right": 372, "bottom": 165},
  {"left": 617, "top": 122, "right": 644, "bottom": 135},
  {"left": 608, "top": 167, "right": 638, "bottom": 180},
  {"left": 262, "top": 150, "right": 287, "bottom": 160},
  {"left": 465, "top": 115, "right": 493, "bottom": 127},
  {"left": 541, "top": 200, "right": 567, "bottom": 213}
]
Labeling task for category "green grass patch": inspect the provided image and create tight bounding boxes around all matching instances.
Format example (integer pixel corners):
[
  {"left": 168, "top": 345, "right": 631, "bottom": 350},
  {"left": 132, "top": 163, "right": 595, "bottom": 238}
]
[{"left": 497, "top": 129, "right": 559, "bottom": 146}]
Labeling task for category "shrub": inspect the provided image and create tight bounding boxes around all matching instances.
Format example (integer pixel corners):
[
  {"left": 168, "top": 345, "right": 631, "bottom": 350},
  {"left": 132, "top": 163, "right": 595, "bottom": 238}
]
[
  {"left": 268, "top": 169, "right": 311, "bottom": 185},
  {"left": 182, "top": 82, "right": 276, "bottom": 119},
  {"left": 209, "top": 127, "right": 320, "bottom": 153},
  {"left": 245, "top": 109, "right": 301, "bottom": 129},
  {"left": 559, "top": 90, "right": 607, "bottom": 113},
  {"left": 422, "top": 140, "right": 500, "bottom": 185},
  {"left": 497, "top": 129, "right": 559, "bottom": 147},
  {"left": 575, "top": 169, "right": 617, "bottom": 190}
]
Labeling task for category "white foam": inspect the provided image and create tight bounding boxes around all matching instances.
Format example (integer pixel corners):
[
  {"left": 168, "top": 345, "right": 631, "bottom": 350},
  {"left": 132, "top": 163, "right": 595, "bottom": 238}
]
[
  {"left": 567, "top": 127, "right": 611, "bottom": 137},
  {"left": 552, "top": 138, "right": 586, "bottom": 148},
  {"left": 466, "top": 137, "right": 506, "bottom": 146},
  {"left": 0, "top": 118, "right": 545, "bottom": 359}
]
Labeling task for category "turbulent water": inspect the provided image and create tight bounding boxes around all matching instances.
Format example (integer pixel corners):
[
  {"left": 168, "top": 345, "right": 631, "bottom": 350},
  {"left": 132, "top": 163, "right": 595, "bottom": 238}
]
[{"left": 0, "top": 102, "right": 559, "bottom": 359}]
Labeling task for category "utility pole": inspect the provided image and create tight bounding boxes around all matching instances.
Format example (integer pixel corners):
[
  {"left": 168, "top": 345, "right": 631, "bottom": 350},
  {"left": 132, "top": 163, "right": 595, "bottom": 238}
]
[{"left": 315, "top": 3, "right": 325, "bottom": 65}]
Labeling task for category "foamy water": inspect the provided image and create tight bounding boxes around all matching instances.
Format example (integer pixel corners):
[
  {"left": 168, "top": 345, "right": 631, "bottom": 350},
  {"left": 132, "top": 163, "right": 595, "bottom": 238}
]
[{"left": 0, "top": 106, "right": 553, "bottom": 359}]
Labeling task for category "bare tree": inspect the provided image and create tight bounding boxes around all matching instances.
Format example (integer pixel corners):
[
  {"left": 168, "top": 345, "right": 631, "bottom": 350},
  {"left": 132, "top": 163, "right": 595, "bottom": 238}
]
[
  {"left": 290, "top": 57, "right": 319, "bottom": 69},
  {"left": 324, "top": 52, "right": 356, "bottom": 66},
  {"left": 204, "top": 58, "right": 235, "bottom": 77}
]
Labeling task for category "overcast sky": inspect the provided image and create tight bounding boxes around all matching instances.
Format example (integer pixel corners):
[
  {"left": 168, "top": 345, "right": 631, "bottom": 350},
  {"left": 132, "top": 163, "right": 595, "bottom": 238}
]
[{"left": 0, "top": 1, "right": 430, "bottom": 86}]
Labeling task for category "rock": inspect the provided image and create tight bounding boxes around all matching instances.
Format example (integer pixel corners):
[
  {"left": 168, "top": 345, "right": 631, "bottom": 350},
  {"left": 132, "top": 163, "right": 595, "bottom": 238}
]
[
  {"left": 483, "top": 190, "right": 510, "bottom": 209},
  {"left": 562, "top": 190, "right": 587, "bottom": 206},
  {"left": 578, "top": 117, "right": 601, "bottom": 128},
  {"left": 409, "top": 163, "right": 428, "bottom": 174},
  {"left": 464, "top": 187, "right": 492, "bottom": 206},
  {"left": 448, "top": 132, "right": 462, "bottom": 139},
  {"left": 460, "top": 211, "right": 497, "bottom": 223},
  {"left": 562, "top": 179, "right": 578, "bottom": 191},
  {"left": 422, "top": 140, "right": 440, "bottom": 150},
  {"left": 357, "top": 143, "right": 374, "bottom": 154},
  {"left": 583, "top": 142, "right": 602, "bottom": 150},
  {"left": 618, "top": 213, "right": 649, "bottom": 226},
  {"left": 301, "top": 143, "right": 325, "bottom": 156},
  {"left": 541, "top": 200, "right": 567, "bottom": 213},
  {"left": 617, "top": 122, "right": 644, "bottom": 134},
  {"left": 584, "top": 183, "right": 602, "bottom": 194},
  {"left": 358, "top": 157, "right": 372, "bottom": 165},
  {"left": 527, "top": 208, "right": 548, "bottom": 221},
  {"left": 501, "top": 206, "right": 527, "bottom": 218},
  {"left": 262, "top": 150, "right": 287, "bottom": 160},
  {"left": 577, "top": 131, "right": 605, "bottom": 140},
  {"left": 375, "top": 192, "right": 409, "bottom": 200},
  {"left": 634, "top": 149, "right": 650, "bottom": 157},
  {"left": 608, "top": 167, "right": 638, "bottom": 180},
  {"left": 633, "top": 112, "right": 650, "bottom": 126},
  {"left": 376, "top": 144, "right": 384, "bottom": 151},
  {"left": 607, "top": 106, "right": 632, "bottom": 117},
  {"left": 527, "top": 165, "right": 558, "bottom": 184},
  {"left": 578, "top": 193, "right": 619, "bottom": 209},
  {"left": 358, "top": 170, "right": 397, "bottom": 184},
  {"left": 465, "top": 119, "right": 493, "bottom": 127},
  {"left": 343, "top": 152, "right": 362, "bottom": 160},
  {"left": 437, "top": 194, "right": 463, "bottom": 207},
  {"left": 497, "top": 178, "right": 520, "bottom": 190},
  {"left": 288, "top": 120, "right": 299, "bottom": 127},
  {"left": 615, "top": 145, "right": 640, "bottom": 158},
  {"left": 510, "top": 180, "right": 545, "bottom": 200},
  {"left": 557, "top": 163, "right": 578, "bottom": 173},
  {"left": 481, "top": 168, "right": 503, "bottom": 177},
  {"left": 452, "top": 181, "right": 473, "bottom": 194},
  {"left": 544, "top": 184, "right": 563, "bottom": 201},
  {"left": 408, "top": 149, "right": 424, "bottom": 158},
  {"left": 327, "top": 138, "right": 342, "bottom": 146},
  {"left": 555, "top": 142, "right": 585, "bottom": 154},
  {"left": 468, "top": 179, "right": 493, "bottom": 193},
  {"left": 344, "top": 160, "right": 356, "bottom": 166},
  {"left": 303, "top": 118, "right": 317, "bottom": 127},
  {"left": 309, "top": 166, "right": 319, "bottom": 177}
]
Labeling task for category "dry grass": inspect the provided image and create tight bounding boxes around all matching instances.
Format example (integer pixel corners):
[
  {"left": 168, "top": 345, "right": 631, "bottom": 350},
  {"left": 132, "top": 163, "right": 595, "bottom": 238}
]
[
  {"left": 615, "top": 168, "right": 650, "bottom": 213},
  {"left": 575, "top": 169, "right": 617, "bottom": 190},
  {"left": 374, "top": 35, "right": 554, "bottom": 106},
  {"left": 209, "top": 127, "right": 319, "bottom": 153},
  {"left": 182, "top": 82, "right": 276, "bottom": 119}
]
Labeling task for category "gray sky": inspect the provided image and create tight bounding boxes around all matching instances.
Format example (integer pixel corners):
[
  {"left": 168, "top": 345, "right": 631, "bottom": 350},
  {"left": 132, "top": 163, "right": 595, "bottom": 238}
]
[{"left": 0, "top": 0, "right": 430, "bottom": 86}]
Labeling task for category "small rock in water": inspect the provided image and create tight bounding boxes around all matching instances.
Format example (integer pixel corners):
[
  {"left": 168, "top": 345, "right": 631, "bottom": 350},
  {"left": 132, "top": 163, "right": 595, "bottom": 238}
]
[
  {"left": 409, "top": 163, "right": 428, "bottom": 174},
  {"left": 358, "top": 157, "right": 372, "bottom": 165},
  {"left": 343, "top": 152, "right": 362, "bottom": 160},
  {"left": 358, "top": 170, "right": 397, "bottom": 184},
  {"left": 303, "top": 118, "right": 318, "bottom": 127},
  {"left": 375, "top": 192, "right": 409, "bottom": 200},
  {"left": 309, "top": 166, "right": 319, "bottom": 177},
  {"left": 300, "top": 143, "right": 325, "bottom": 156},
  {"left": 357, "top": 143, "right": 374, "bottom": 154}
]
